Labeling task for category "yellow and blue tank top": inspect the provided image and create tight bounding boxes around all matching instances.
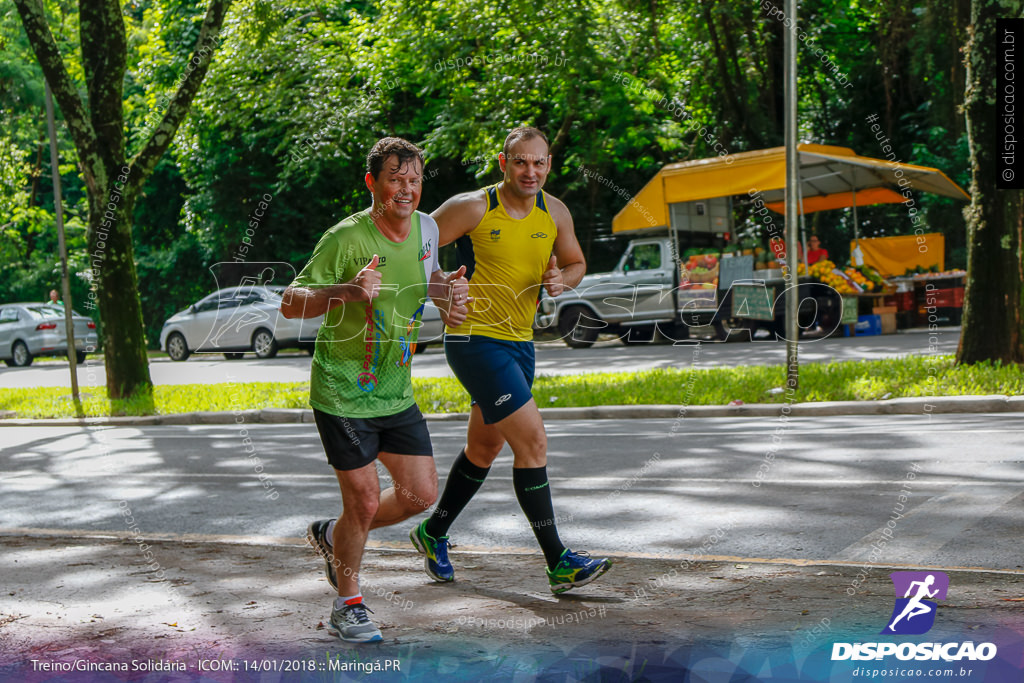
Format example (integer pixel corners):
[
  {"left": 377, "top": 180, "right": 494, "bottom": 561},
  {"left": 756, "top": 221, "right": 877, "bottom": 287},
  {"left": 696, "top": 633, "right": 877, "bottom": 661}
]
[{"left": 446, "top": 184, "right": 557, "bottom": 341}]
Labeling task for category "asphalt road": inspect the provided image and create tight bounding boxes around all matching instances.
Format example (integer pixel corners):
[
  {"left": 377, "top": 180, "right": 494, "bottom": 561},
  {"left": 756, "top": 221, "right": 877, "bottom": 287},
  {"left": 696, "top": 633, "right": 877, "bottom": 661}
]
[
  {"left": 0, "top": 326, "right": 960, "bottom": 389},
  {"left": 1, "top": 412, "right": 1019, "bottom": 572}
]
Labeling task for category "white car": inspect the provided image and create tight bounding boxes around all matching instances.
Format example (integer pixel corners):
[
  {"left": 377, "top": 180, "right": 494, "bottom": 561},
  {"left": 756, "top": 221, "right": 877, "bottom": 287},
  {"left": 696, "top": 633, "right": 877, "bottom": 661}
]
[
  {"left": 159, "top": 286, "right": 445, "bottom": 361},
  {"left": 159, "top": 286, "right": 323, "bottom": 361},
  {"left": 0, "top": 303, "right": 99, "bottom": 367}
]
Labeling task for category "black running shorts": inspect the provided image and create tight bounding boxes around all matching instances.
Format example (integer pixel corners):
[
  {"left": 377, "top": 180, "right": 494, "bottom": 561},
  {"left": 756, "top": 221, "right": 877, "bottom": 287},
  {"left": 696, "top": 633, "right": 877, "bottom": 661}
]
[{"left": 313, "top": 404, "right": 433, "bottom": 471}]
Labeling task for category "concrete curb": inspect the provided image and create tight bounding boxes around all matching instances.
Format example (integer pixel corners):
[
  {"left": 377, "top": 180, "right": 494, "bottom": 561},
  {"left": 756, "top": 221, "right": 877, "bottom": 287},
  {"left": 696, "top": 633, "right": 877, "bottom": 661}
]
[{"left": 1, "top": 394, "right": 1021, "bottom": 427}]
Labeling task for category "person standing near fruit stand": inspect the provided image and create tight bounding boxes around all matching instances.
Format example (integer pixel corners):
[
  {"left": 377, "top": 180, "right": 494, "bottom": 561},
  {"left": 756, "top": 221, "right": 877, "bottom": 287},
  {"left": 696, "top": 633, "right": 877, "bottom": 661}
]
[
  {"left": 806, "top": 235, "right": 829, "bottom": 265},
  {"left": 769, "top": 236, "right": 802, "bottom": 265}
]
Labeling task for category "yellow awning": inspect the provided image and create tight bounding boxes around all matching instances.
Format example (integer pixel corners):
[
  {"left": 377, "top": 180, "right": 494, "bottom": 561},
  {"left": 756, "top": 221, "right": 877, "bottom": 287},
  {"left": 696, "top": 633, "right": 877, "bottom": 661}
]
[
  {"left": 764, "top": 187, "right": 907, "bottom": 214},
  {"left": 853, "top": 234, "right": 945, "bottom": 276},
  {"left": 612, "top": 143, "right": 969, "bottom": 233}
]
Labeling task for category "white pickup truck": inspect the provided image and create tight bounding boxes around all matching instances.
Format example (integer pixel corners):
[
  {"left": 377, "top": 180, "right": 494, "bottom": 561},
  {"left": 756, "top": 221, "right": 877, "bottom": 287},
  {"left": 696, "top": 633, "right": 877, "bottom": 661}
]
[{"left": 537, "top": 234, "right": 841, "bottom": 348}]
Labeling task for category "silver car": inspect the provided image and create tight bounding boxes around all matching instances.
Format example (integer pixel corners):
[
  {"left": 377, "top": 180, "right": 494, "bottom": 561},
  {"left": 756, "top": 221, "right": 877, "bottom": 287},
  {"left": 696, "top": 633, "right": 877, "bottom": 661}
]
[
  {"left": 0, "top": 303, "right": 99, "bottom": 367},
  {"left": 159, "top": 285, "right": 446, "bottom": 361},
  {"left": 415, "top": 299, "right": 444, "bottom": 353},
  {"left": 160, "top": 285, "right": 325, "bottom": 361}
]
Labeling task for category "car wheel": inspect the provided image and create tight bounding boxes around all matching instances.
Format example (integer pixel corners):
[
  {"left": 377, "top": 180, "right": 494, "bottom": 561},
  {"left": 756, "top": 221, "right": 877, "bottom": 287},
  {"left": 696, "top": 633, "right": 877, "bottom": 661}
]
[
  {"left": 252, "top": 329, "right": 278, "bottom": 359},
  {"left": 166, "top": 332, "right": 190, "bottom": 361},
  {"left": 557, "top": 306, "right": 599, "bottom": 349},
  {"left": 414, "top": 341, "right": 429, "bottom": 354},
  {"left": 10, "top": 341, "right": 33, "bottom": 367},
  {"left": 224, "top": 352, "right": 244, "bottom": 360},
  {"left": 619, "top": 326, "right": 656, "bottom": 345},
  {"left": 73, "top": 350, "right": 87, "bottom": 364}
]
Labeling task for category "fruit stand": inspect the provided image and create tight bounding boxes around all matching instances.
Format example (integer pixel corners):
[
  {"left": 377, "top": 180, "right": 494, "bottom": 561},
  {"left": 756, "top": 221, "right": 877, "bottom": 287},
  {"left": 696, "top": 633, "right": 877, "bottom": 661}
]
[
  {"left": 805, "top": 260, "right": 898, "bottom": 335},
  {"left": 610, "top": 144, "right": 971, "bottom": 341}
]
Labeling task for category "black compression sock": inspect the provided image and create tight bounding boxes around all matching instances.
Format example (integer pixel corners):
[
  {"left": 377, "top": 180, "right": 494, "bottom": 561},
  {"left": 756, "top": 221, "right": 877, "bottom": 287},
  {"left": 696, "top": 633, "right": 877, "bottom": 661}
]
[
  {"left": 424, "top": 450, "right": 490, "bottom": 538},
  {"left": 512, "top": 466, "right": 566, "bottom": 569}
]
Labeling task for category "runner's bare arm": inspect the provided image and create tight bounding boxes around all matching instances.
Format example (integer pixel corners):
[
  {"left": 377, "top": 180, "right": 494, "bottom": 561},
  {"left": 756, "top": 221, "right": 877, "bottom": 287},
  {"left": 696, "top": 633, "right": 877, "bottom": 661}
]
[
  {"left": 431, "top": 191, "right": 488, "bottom": 247},
  {"left": 281, "top": 257, "right": 382, "bottom": 318},
  {"left": 548, "top": 196, "right": 586, "bottom": 289}
]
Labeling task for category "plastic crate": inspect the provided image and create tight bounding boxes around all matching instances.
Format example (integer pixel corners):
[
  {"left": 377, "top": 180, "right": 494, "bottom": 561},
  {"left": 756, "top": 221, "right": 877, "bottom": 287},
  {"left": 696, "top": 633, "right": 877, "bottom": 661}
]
[
  {"left": 924, "top": 287, "right": 964, "bottom": 308},
  {"left": 855, "top": 314, "right": 882, "bottom": 336},
  {"left": 893, "top": 291, "right": 915, "bottom": 311}
]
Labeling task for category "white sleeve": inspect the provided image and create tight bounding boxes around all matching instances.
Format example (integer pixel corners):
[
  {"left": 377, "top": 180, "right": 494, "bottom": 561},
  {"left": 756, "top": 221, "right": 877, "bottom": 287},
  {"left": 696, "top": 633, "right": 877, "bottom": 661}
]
[{"left": 418, "top": 212, "right": 441, "bottom": 281}]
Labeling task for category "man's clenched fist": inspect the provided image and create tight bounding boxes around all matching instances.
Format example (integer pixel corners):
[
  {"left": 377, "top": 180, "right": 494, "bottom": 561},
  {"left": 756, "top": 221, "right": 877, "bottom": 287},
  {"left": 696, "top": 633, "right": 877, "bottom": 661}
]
[{"left": 542, "top": 255, "right": 563, "bottom": 297}]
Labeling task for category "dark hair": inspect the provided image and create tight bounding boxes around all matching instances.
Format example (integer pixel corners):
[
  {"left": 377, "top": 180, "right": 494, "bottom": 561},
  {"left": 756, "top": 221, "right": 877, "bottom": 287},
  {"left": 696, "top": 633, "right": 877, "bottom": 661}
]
[
  {"left": 502, "top": 127, "right": 549, "bottom": 157},
  {"left": 366, "top": 137, "right": 424, "bottom": 179}
]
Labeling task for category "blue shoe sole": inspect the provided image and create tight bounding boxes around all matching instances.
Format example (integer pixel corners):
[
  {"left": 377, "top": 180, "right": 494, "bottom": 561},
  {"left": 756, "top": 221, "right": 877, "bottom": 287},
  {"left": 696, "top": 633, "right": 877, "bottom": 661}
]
[{"left": 329, "top": 620, "right": 383, "bottom": 643}]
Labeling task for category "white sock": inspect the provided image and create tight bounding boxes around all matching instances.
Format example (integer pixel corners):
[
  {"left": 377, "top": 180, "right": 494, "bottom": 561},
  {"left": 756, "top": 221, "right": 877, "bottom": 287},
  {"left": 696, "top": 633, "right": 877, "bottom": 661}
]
[
  {"left": 325, "top": 519, "right": 336, "bottom": 547},
  {"left": 335, "top": 593, "right": 361, "bottom": 610}
]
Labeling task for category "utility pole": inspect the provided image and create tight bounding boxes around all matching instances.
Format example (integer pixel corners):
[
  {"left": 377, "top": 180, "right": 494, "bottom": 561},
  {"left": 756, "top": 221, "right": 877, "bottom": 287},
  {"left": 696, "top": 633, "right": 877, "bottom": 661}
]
[{"left": 45, "top": 80, "right": 80, "bottom": 407}]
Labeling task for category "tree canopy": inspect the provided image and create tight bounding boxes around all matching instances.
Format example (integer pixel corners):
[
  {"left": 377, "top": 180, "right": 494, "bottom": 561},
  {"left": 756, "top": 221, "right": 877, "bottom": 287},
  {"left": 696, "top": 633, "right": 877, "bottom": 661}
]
[{"left": 2, "top": 0, "right": 984, "bottom": 354}]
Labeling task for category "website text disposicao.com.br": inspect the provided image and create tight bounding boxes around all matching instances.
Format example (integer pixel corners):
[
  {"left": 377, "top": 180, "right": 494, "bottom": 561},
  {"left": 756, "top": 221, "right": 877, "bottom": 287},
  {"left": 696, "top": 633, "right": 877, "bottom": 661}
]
[
  {"left": 834, "top": 640, "right": 996, "bottom": 679},
  {"left": 846, "top": 665, "right": 980, "bottom": 679}
]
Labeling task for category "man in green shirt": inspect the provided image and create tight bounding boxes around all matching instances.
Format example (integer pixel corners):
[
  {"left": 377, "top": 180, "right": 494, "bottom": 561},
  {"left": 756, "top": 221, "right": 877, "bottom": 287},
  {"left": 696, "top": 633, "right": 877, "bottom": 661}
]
[{"left": 281, "top": 137, "right": 469, "bottom": 643}]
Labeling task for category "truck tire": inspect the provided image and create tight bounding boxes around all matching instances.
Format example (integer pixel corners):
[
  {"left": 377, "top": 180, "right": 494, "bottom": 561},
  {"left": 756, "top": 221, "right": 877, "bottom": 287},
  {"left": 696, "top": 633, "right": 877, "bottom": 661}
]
[
  {"left": 619, "top": 326, "right": 656, "bottom": 345},
  {"left": 558, "top": 306, "right": 599, "bottom": 349}
]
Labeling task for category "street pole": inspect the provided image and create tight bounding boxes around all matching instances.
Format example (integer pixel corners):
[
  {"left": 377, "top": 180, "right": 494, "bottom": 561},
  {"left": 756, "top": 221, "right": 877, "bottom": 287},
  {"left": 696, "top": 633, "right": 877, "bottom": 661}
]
[
  {"left": 784, "top": 0, "right": 799, "bottom": 389},
  {"left": 45, "top": 80, "right": 80, "bottom": 407}
]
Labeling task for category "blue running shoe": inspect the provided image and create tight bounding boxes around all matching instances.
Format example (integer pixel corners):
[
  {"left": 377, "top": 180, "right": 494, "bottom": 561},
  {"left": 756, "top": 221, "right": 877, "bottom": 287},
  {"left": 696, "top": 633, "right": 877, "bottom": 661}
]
[
  {"left": 546, "top": 549, "right": 611, "bottom": 594},
  {"left": 409, "top": 520, "right": 454, "bottom": 582}
]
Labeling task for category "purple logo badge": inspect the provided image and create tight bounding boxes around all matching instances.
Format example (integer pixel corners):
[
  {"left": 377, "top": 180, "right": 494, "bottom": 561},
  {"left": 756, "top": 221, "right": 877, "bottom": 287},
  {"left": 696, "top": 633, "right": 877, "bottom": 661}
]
[{"left": 881, "top": 571, "right": 949, "bottom": 635}]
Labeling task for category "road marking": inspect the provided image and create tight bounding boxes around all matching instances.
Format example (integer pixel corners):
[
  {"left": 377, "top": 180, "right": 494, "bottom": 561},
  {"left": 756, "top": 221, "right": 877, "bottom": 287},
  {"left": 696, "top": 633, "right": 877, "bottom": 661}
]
[
  {"left": 834, "top": 482, "right": 1022, "bottom": 562},
  {"left": 3, "top": 526, "right": 1022, "bottom": 576}
]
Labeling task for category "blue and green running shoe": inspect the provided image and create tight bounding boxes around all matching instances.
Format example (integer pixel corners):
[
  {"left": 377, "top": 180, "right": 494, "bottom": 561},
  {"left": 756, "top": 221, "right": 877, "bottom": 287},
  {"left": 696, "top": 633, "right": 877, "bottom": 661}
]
[
  {"left": 546, "top": 549, "right": 611, "bottom": 594},
  {"left": 409, "top": 520, "right": 454, "bottom": 582}
]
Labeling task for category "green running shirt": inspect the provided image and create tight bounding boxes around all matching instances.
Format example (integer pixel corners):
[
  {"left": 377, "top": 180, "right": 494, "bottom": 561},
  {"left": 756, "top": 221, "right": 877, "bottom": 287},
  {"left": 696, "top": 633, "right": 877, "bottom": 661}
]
[{"left": 290, "top": 209, "right": 439, "bottom": 418}]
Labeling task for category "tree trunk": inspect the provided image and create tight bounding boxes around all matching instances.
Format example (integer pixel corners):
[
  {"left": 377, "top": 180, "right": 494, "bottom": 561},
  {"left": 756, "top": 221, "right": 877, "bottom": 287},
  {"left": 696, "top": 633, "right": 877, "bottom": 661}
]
[
  {"left": 87, "top": 176, "right": 151, "bottom": 399},
  {"left": 957, "top": 0, "right": 1024, "bottom": 364},
  {"left": 15, "top": 0, "right": 232, "bottom": 399}
]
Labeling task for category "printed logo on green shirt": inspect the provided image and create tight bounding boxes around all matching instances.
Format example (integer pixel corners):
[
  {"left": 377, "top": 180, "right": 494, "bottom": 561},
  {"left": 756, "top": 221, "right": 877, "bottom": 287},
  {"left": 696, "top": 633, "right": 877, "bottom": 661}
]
[
  {"left": 358, "top": 306, "right": 387, "bottom": 392},
  {"left": 356, "top": 255, "right": 387, "bottom": 267},
  {"left": 419, "top": 239, "right": 433, "bottom": 262}
]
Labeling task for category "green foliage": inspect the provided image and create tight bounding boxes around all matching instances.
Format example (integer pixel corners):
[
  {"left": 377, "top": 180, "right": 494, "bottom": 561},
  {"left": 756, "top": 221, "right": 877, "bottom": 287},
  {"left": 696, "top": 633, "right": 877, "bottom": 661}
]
[
  {"left": 3, "top": 355, "right": 1020, "bottom": 418},
  {"left": 2, "top": 0, "right": 976, "bottom": 337}
]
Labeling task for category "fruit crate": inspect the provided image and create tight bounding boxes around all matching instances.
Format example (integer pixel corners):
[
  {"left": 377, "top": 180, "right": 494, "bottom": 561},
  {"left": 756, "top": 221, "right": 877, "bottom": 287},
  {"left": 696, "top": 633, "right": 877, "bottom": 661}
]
[
  {"left": 685, "top": 263, "right": 720, "bottom": 283},
  {"left": 922, "top": 287, "right": 964, "bottom": 308}
]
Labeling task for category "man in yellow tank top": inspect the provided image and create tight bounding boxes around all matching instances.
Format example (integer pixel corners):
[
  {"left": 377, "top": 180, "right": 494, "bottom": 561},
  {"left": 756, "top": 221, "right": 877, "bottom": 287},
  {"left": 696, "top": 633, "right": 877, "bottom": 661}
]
[{"left": 409, "top": 127, "right": 612, "bottom": 594}]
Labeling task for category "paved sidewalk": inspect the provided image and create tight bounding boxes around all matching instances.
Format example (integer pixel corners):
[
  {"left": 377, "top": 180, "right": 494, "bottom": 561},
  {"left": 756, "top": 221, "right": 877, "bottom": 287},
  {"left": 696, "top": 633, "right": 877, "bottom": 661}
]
[{"left": 1, "top": 532, "right": 1022, "bottom": 681}]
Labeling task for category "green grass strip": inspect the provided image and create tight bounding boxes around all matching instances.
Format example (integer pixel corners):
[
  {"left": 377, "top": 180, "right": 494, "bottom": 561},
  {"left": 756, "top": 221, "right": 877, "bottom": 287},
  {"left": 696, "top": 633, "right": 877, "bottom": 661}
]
[{"left": 0, "top": 355, "right": 1021, "bottom": 419}]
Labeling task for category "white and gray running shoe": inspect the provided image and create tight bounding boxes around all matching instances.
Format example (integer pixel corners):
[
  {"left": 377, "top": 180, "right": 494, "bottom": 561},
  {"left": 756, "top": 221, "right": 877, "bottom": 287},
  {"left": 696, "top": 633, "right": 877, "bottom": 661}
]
[{"left": 329, "top": 601, "right": 383, "bottom": 643}]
